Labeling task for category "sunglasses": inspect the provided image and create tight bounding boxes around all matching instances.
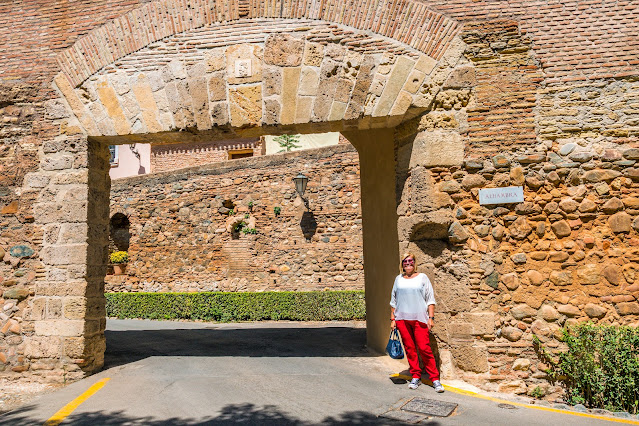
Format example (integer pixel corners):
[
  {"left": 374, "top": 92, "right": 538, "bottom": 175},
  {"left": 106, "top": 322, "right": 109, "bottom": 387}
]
[{"left": 402, "top": 258, "right": 415, "bottom": 265}]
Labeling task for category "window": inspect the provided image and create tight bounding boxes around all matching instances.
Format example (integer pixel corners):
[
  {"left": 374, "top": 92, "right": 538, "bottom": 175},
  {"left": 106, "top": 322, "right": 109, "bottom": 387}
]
[
  {"left": 228, "top": 149, "right": 254, "bottom": 160},
  {"left": 109, "top": 145, "right": 119, "bottom": 166}
]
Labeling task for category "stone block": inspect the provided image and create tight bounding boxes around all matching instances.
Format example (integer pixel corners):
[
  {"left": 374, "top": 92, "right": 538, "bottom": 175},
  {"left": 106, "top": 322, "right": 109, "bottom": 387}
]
[
  {"left": 210, "top": 101, "right": 229, "bottom": 126},
  {"left": 609, "top": 212, "right": 632, "bottom": 233},
  {"left": 24, "top": 336, "right": 63, "bottom": 359},
  {"left": 298, "top": 67, "right": 319, "bottom": 96},
  {"left": 295, "top": 96, "right": 313, "bottom": 124},
  {"left": 400, "top": 129, "right": 465, "bottom": 168},
  {"left": 207, "top": 72, "right": 227, "bottom": 102},
  {"left": 303, "top": 42, "right": 323, "bottom": 66},
  {"left": 40, "top": 244, "right": 88, "bottom": 266},
  {"left": 538, "top": 305, "right": 560, "bottom": 322},
  {"left": 551, "top": 220, "right": 572, "bottom": 238},
  {"left": 460, "top": 312, "right": 495, "bottom": 335},
  {"left": 226, "top": 44, "right": 263, "bottom": 85},
  {"left": 616, "top": 302, "right": 639, "bottom": 316},
  {"left": 188, "top": 77, "right": 212, "bottom": 130},
  {"left": 373, "top": 56, "right": 415, "bottom": 117},
  {"left": 513, "top": 358, "right": 531, "bottom": 371},
  {"left": 229, "top": 85, "right": 262, "bottom": 127},
  {"left": 35, "top": 319, "right": 84, "bottom": 337},
  {"left": 389, "top": 90, "right": 413, "bottom": 116},
  {"left": 584, "top": 303, "right": 607, "bottom": 318},
  {"left": 262, "top": 98, "right": 280, "bottom": 125},
  {"left": 64, "top": 297, "right": 87, "bottom": 320},
  {"left": 450, "top": 343, "right": 489, "bottom": 373},
  {"left": 443, "top": 66, "right": 476, "bottom": 89},
  {"left": 58, "top": 223, "right": 88, "bottom": 244},
  {"left": 510, "top": 304, "right": 536, "bottom": 320},
  {"left": 280, "top": 67, "right": 301, "bottom": 125},
  {"left": 264, "top": 34, "right": 303, "bottom": 67},
  {"left": 398, "top": 211, "right": 454, "bottom": 241},
  {"left": 550, "top": 270, "right": 571, "bottom": 286},
  {"left": 96, "top": 80, "right": 131, "bottom": 135},
  {"left": 501, "top": 326, "right": 523, "bottom": 342},
  {"left": 35, "top": 281, "right": 88, "bottom": 297}
]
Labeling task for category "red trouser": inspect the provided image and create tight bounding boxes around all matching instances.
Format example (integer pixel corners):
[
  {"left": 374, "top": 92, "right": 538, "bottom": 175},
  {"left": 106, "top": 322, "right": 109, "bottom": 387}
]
[{"left": 396, "top": 319, "right": 440, "bottom": 381}]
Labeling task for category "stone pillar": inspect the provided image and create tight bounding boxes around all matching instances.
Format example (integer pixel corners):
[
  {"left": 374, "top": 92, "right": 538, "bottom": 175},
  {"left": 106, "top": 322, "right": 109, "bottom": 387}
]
[
  {"left": 27, "top": 136, "right": 110, "bottom": 381},
  {"left": 344, "top": 128, "right": 399, "bottom": 353}
]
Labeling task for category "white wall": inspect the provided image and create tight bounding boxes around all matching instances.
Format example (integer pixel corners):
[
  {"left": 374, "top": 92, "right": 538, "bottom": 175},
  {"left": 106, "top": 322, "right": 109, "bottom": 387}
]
[
  {"left": 109, "top": 144, "right": 151, "bottom": 180},
  {"left": 264, "top": 132, "right": 340, "bottom": 155}
]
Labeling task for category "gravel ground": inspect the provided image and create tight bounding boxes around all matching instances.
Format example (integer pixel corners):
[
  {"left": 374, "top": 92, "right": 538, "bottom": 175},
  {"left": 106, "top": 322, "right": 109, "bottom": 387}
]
[{"left": 0, "top": 380, "right": 60, "bottom": 415}]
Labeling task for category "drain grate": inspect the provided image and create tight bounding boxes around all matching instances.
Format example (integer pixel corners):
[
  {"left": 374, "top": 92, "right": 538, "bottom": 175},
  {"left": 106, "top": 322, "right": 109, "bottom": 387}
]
[
  {"left": 497, "top": 403, "right": 518, "bottom": 410},
  {"left": 401, "top": 397, "right": 458, "bottom": 417}
]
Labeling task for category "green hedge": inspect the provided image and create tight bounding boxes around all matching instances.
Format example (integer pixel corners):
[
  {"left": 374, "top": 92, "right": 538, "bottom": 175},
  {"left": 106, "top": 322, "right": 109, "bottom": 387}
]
[
  {"left": 105, "top": 291, "right": 366, "bottom": 322},
  {"left": 536, "top": 323, "right": 639, "bottom": 414}
]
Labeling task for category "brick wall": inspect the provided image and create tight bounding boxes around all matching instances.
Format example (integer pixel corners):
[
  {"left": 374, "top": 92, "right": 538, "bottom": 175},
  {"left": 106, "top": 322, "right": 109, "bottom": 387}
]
[
  {"left": 107, "top": 144, "right": 364, "bottom": 293},
  {"left": 429, "top": 0, "right": 639, "bottom": 83},
  {"left": 150, "top": 138, "right": 262, "bottom": 173}
]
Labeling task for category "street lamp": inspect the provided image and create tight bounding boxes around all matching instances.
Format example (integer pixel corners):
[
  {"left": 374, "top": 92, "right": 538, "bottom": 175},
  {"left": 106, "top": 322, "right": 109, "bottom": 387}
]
[{"left": 293, "top": 172, "right": 310, "bottom": 210}]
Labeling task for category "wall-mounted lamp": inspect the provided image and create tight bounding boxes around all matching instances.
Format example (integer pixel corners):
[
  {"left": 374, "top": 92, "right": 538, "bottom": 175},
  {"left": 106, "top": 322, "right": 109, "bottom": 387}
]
[{"left": 293, "top": 172, "right": 310, "bottom": 210}]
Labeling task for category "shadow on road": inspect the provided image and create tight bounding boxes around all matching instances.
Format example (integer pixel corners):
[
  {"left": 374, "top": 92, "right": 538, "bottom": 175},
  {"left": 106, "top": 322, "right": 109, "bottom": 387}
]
[
  {"left": 1, "top": 402, "right": 442, "bottom": 425},
  {"left": 104, "top": 326, "right": 371, "bottom": 369}
]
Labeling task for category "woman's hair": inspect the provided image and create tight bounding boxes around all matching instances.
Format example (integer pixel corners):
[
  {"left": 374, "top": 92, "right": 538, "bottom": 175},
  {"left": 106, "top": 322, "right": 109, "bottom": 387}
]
[{"left": 399, "top": 252, "right": 418, "bottom": 274}]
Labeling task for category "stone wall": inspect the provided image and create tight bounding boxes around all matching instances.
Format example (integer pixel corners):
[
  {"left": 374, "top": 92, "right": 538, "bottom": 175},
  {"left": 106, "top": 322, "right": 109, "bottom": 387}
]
[
  {"left": 393, "top": 20, "right": 639, "bottom": 397},
  {"left": 1, "top": 0, "right": 638, "bottom": 390},
  {"left": 106, "top": 144, "right": 364, "bottom": 293}
]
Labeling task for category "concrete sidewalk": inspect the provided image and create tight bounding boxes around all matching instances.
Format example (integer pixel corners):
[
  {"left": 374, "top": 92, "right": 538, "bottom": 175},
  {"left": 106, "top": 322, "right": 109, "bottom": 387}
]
[{"left": 0, "top": 319, "right": 631, "bottom": 425}]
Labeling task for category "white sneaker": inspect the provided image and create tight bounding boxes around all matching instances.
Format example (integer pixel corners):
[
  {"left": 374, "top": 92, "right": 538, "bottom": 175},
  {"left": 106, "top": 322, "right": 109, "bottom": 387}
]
[
  {"left": 433, "top": 380, "right": 445, "bottom": 393},
  {"left": 408, "top": 378, "right": 421, "bottom": 389}
]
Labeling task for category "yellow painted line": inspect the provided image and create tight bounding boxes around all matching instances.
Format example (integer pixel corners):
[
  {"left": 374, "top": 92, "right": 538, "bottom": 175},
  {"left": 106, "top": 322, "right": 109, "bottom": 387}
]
[
  {"left": 44, "top": 378, "right": 110, "bottom": 426},
  {"left": 390, "top": 374, "right": 639, "bottom": 425}
]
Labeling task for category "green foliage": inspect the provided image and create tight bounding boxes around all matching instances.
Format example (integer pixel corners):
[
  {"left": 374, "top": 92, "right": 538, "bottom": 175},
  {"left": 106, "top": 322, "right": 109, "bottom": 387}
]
[
  {"left": 233, "top": 221, "right": 247, "bottom": 233},
  {"left": 242, "top": 227, "right": 257, "bottom": 235},
  {"left": 248, "top": 201, "right": 254, "bottom": 209},
  {"left": 244, "top": 213, "right": 250, "bottom": 219},
  {"left": 530, "top": 386, "right": 544, "bottom": 399},
  {"left": 109, "top": 251, "right": 129, "bottom": 264},
  {"left": 273, "top": 206, "right": 281, "bottom": 216},
  {"left": 228, "top": 209, "right": 235, "bottom": 216},
  {"left": 105, "top": 291, "right": 366, "bottom": 322},
  {"left": 536, "top": 323, "right": 639, "bottom": 413},
  {"left": 274, "top": 134, "right": 301, "bottom": 152}
]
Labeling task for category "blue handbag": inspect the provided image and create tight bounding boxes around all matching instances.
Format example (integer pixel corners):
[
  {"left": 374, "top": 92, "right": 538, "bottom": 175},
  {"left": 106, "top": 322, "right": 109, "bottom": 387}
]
[{"left": 386, "top": 328, "right": 404, "bottom": 359}]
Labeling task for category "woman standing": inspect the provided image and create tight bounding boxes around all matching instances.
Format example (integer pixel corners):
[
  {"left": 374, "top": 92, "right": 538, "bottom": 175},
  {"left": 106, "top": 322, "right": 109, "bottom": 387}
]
[{"left": 390, "top": 252, "right": 444, "bottom": 392}]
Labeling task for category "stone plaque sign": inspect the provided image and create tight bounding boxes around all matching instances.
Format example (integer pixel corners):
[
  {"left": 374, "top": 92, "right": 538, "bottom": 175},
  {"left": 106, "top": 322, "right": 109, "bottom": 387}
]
[
  {"left": 401, "top": 397, "right": 458, "bottom": 417},
  {"left": 235, "top": 59, "right": 252, "bottom": 78},
  {"left": 479, "top": 186, "right": 524, "bottom": 205}
]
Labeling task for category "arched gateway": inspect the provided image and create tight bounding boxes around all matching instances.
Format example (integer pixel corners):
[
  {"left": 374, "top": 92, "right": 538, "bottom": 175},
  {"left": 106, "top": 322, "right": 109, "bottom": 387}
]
[{"left": 29, "top": 0, "right": 472, "bottom": 380}]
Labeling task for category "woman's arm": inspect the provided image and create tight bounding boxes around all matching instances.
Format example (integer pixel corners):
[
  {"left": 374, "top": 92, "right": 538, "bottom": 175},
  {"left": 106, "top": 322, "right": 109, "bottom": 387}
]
[
  {"left": 428, "top": 304, "right": 435, "bottom": 329},
  {"left": 390, "top": 276, "right": 398, "bottom": 328}
]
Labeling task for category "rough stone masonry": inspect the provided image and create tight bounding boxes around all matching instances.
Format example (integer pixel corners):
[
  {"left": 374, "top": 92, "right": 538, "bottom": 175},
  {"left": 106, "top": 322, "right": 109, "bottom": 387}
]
[{"left": 0, "top": 0, "right": 637, "bottom": 400}]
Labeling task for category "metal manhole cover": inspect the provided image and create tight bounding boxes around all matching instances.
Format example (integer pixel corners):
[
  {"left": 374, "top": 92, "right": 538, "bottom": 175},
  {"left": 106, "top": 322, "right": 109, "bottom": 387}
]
[
  {"left": 379, "top": 410, "right": 428, "bottom": 424},
  {"left": 497, "top": 403, "right": 518, "bottom": 410},
  {"left": 401, "top": 397, "right": 458, "bottom": 417}
]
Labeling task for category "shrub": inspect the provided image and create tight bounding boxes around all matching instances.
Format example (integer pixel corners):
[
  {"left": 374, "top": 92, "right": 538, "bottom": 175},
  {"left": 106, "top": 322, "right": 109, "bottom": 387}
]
[
  {"left": 106, "top": 291, "right": 366, "bottom": 322},
  {"left": 109, "top": 251, "right": 129, "bottom": 264},
  {"left": 535, "top": 323, "right": 639, "bottom": 413},
  {"left": 242, "top": 227, "right": 257, "bottom": 235}
]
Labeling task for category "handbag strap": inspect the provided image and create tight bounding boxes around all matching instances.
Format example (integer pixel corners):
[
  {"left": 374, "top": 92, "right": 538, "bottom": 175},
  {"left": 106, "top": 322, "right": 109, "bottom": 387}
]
[{"left": 389, "top": 328, "right": 400, "bottom": 341}]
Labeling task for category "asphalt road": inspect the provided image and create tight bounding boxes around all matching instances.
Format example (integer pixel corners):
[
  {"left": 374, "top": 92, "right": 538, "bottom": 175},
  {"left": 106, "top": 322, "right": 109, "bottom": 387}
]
[{"left": 0, "top": 319, "right": 624, "bottom": 425}]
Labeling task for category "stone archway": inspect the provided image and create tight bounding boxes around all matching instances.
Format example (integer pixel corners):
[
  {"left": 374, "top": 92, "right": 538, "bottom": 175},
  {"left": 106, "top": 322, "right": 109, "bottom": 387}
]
[{"left": 26, "top": 0, "right": 471, "bottom": 380}]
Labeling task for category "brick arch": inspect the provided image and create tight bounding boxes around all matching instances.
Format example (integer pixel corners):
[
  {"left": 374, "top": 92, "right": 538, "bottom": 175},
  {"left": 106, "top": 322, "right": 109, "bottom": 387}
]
[{"left": 57, "top": 0, "right": 461, "bottom": 88}]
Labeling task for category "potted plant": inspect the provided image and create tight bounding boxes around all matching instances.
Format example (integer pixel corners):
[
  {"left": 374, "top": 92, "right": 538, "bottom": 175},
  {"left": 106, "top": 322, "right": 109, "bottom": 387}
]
[{"left": 110, "top": 251, "right": 129, "bottom": 275}]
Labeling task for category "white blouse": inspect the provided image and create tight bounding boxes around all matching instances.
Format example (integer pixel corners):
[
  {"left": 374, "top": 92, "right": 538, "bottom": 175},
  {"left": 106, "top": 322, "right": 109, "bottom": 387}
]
[{"left": 389, "top": 273, "right": 437, "bottom": 324}]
